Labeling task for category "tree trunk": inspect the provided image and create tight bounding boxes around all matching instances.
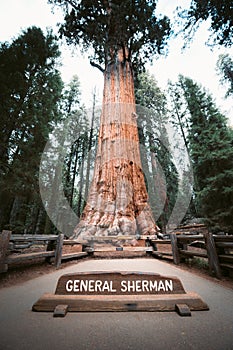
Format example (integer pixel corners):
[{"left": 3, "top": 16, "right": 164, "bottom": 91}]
[
  {"left": 73, "top": 49, "right": 158, "bottom": 242},
  {"left": 70, "top": 139, "right": 79, "bottom": 208},
  {"left": 149, "top": 134, "right": 168, "bottom": 233},
  {"left": 84, "top": 90, "right": 96, "bottom": 201},
  {"left": 76, "top": 140, "right": 86, "bottom": 218}
]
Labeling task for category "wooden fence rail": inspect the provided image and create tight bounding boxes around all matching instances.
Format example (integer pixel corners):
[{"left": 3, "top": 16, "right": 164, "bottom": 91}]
[
  {"left": 0, "top": 231, "right": 88, "bottom": 273},
  {"left": 170, "top": 233, "right": 232, "bottom": 279},
  {"left": 1, "top": 230, "right": 232, "bottom": 279},
  {"left": 213, "top": 235, "right": 233, "bottom": 278},
  {"left": 149, "top": 232, "right": 233, "bottom": 279}
]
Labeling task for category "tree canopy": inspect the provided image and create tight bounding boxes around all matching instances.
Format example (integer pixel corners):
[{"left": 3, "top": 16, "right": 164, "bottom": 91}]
[
  {"left": 48, "top": 0, "right": 171, "bottom": 70},
  {"left": 178, "top": 0, "right": 233, "bottom": 47},
  {"left": 216, "top": 53, "right": 233, "bottom": 98}
]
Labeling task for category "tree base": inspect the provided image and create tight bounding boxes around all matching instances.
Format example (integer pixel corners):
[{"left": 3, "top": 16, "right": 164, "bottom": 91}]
[{"left": 71, "top": 219, "right": 158, "bottom": 244}]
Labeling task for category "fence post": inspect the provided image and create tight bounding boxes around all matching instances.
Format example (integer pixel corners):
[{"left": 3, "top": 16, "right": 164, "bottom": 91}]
[
  {"left": 54, "top": 233, "right": 64, "bottom": 268},
  {"left": 0, "top": 230, "right": 11, "bottom": 273},
  {"left": 170, "top": 233, "right": 180, "bottom": 265},
  {"left": 204, "top": 232, "right": 222, "bottom": 279}
]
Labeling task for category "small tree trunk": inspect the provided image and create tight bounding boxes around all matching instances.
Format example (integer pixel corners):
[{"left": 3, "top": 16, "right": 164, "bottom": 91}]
[
  {"left": 30, "top": 203, "right": 40, "bottom": 234},
  {"left": 73, "top": 49, "right": 158, "bottom": 241},
  {"left": 76, "top": 141, "right": 86, "bottom": 217},
  {"left": 149, "top": 135, "right": 168, "bottom": 233},
  {"left": 84, "top": 90, "right": 96, "bottom": 201},
  {"left": 64, "top": 143, "right": 74, "bottom": 203},
  {"left": 70, "top": 139, "right": 79, "bottom": 208}
]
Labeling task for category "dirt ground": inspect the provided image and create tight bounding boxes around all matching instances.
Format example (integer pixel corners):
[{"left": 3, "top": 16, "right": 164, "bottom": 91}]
[{"left": 1, "top": 251, "right": 233, "bottom": 291}]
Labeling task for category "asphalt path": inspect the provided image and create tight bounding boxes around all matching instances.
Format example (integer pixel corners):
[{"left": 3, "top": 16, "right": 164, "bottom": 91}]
[{"left": 0, "top": 258, "right": 232, "bottom": 350}]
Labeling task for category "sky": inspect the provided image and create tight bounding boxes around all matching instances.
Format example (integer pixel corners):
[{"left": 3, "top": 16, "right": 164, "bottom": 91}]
[{"left": 0, "top": 0, "right": 232, "bottom": 125}]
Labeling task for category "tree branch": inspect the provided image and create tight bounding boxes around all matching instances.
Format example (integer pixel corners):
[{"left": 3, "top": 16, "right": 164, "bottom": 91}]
[
  {"left": 90, "top": 61, "right": 105, "bottom": 73},
  {"left": 66, "top": 0, "right": 79, "bottom": 11}
]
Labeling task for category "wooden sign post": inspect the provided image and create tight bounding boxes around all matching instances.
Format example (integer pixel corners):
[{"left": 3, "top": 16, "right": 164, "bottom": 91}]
[{"left": 32, "top": 271, "right": 209, "bottom": 316}]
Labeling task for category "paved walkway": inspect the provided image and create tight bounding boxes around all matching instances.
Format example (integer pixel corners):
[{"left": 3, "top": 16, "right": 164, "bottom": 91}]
[{"left": 0, "top": 258, "right": 233, "bottom": 350}]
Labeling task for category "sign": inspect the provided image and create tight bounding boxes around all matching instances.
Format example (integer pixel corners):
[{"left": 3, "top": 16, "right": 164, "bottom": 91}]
[
  {"left": 32, "top": 271, "right": 209, "bottom": 315},
  {"left": 55, "top": 271, "right": 185, "bottom": 295}
]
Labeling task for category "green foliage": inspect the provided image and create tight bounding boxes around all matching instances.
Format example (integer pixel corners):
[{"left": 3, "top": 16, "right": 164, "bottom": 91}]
[
  {"left": 216, "top": 53, "right": 233, "bottom": 97},
  {"left": 0, "top": 27, "right": 63, "bottom": 232},
  {"left": 48, "top": 0, "right": 171, "bottom": 69},
  {"left": 40, "top": 79, "right": 100, "bottom": 236},
  {"left": 176, "top": 75, "right": 233, "bottom": 233},
  {"left": 60, "top": 75, "right": 84, "bottom": 207},
  {"left": 167, "top": 79, "right": 190, "bottom": 150},
  {"left": 135, "top": 71, "right": 166, "bottom": 111},
  {"left": 177, "top": 0, "right": 233, "bottom": 47},
  {"left": 135, "top": 71, "right": 179, "bottom": 231},
  {"left": 61, "top": 78, "right": 99, "bottom": 218}
]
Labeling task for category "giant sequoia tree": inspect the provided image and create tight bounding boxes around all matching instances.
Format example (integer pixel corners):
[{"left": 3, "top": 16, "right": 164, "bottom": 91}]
[{"left": 49, "top": 0, "right": 171, "bottom": 241}]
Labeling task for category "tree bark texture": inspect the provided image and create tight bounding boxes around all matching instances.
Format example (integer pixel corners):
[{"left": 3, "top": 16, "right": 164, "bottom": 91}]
[{"left": 73, "top": 50, "right": 158, "bottom": 242}]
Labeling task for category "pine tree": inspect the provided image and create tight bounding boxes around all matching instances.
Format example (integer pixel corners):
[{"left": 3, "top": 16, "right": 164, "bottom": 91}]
[
  {"left": 62, "top": 75, "right": 83, "bottom": 206},
  {"left": 135, "top": 71, "right": 179, "bottom": 232},
  {"left": 179, "top": 75, "right": 233, "bottom": 233},
  {"left": 167, "top": 78, "right": 197, "bottom": 219},
  {"left": 0, "top": 27, "right": 63, "bottom": 232}
]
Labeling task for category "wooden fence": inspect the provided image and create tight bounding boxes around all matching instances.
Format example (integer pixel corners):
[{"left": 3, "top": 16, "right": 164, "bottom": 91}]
[
  {"left": 213, "top": 235, "right": 233, "bottom": 278},
  {"left": 0, "top": 231, "right": 87, "bottom": 273},
  {"left": 149, "top": 232, "right": 233, "bottom": 279},
  {"left": 1, "top": 229, "right": 232, "bottom": 279}
]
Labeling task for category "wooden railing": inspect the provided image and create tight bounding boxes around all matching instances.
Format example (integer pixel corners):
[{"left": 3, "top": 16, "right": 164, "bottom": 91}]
[
  {"left": 213, "top": 235, "right": 233, "bottom": 277},
  {"left": 149, "top": 239, "right": 173, "bottom": 260},
  {"left": 1, "top": 229, "right": 232, "bottom": 279},
  {"left": 0, "top": 231, "right": 88, "bottom": 273},
  {"left": 149, "top": 231, "right": 233, "bottom": 279}
]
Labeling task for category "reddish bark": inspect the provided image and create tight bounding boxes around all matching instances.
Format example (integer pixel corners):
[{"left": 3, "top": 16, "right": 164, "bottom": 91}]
[{"left": 73, "top": 49, "right": 158, "bottom": 242}]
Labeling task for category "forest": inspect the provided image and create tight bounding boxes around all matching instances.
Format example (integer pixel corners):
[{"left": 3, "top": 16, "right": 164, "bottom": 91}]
[{"left": 0, "top": 1, "right": 232, "bottom": 237}]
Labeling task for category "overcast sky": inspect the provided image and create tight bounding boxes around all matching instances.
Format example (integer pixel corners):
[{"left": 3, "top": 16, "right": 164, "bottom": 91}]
[{"left": 0, "top": 0, "right": 232, "bottom": 124}]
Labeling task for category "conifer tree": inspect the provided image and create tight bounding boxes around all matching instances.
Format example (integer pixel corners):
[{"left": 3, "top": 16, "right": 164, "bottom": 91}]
[
  {"left": 135, "top": 71, "right": 179, "bottom": 232},
  {"left": 0, "top": 27, "right": 63, "bottom": 231},
  {"left": 49, "top": 0, "right": 171, "bottom": 241},
  {"left": 178, "top": 76, "right": 233, "bottom": 233}
]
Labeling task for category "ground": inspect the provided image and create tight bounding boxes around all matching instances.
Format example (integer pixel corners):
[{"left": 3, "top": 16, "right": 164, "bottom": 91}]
[{"left": 1, "top": 251, "right": 233, "bottom": 291}]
